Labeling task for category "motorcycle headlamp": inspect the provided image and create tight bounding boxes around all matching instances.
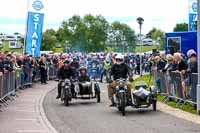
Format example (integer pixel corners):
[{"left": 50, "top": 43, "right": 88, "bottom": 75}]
[
  {"left": 119, "top": 82, "right": 124, "bottom": 87},
  {"left": 61, "top": 82, "right": 65, "bottom": 86},
  {"left": 116, "top": 86, "right": 119, "bottom": 89}
]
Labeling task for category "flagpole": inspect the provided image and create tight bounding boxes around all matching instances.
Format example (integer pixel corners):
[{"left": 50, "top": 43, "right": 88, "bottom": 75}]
[{"left": 23, "top": 0, "right": 30, "bottom": 55}]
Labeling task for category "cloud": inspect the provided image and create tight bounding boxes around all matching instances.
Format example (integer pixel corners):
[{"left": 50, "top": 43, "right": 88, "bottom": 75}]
[{"left": 0, "top": 0, "right": 189, "bottom": 34}]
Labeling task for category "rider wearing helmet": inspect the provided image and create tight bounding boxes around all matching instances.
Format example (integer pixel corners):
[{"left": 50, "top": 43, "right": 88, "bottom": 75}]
[
  {"left": 108, "top": 54, "right": 133, "bottom": 107},
  {"left": 70, "top": 57, "right": 80, "bottom": 78},
  {"left": 56, "top": 59, "right": 74, "bottom": 99},
  {"left": 78, "top": 66, "right": 91, "bottom": 94},
  {"left": 78, "top": 66, "right": 90, "bottom": 82}
]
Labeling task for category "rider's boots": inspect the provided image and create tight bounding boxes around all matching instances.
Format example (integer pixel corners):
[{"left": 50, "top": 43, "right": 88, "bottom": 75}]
[
  {"left": 56, "top": 84, "right": 61, "bottom": 99},
  {"left": 109, "top": 97, "right": 116, "bottom": 107}
]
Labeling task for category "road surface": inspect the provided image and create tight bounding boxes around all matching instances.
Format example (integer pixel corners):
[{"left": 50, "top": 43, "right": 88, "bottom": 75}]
[{"left": 43, "top": 82, "right": 200, "bottom": 133}]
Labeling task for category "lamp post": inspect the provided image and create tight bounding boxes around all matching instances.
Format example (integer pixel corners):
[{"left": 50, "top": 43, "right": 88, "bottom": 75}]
[
  {"left": 197, "top": 0, "right": 200, "bottom": 115},
  {"left": 137, "top": 17, "right": 144, "bottom": 76}
]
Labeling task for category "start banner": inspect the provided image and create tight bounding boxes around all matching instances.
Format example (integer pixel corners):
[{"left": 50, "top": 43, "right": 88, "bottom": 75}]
[
  {"left": 25, "top": 0, "right": 45, "bottom": 57},
  {"left": 189, "top": 0, "right": 197, "bottom": 31}
]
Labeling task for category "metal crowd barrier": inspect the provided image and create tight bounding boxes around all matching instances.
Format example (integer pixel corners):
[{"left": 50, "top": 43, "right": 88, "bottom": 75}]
[
  {"left": 0, "top": 65, "right": 57, "bottom": 110},
  {"left": 48, "top": 64, "right": 57, "bottom": 80},
  {"left": 35, "top": 68, "right": 41, "bottom": 82},
  {"left": 190, "top": 73, "right": 198, "bottom": 103},
  {"left": 0, "top": 73, "right": 4, "bottom": 101},
  {"left": 23, "top": 67, "right": 32, "bottom": 86},
  {"left": 155, "top": 70, "right": 198, "bottom": 107},
  {"left": 16, "top": 68, "right": 22, "bottom": 89},
  {"left": 9, "top": 71, "right": 16, "bottom": 95}
]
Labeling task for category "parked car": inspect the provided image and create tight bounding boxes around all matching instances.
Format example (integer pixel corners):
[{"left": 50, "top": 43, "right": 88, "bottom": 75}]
[{"left": 142, "top": 38, "right": 154, "bottom": 46}]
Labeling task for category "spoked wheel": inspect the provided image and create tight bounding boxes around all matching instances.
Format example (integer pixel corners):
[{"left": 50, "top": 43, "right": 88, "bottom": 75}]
[
  {"left": 94, "top": 83, "right": 101, "bottom": 103},
  {"left": 64, "top": 90, "right": 69, "bottom": 106},
  {"left": 118, "top": 93, "right": 126, "bottom": 116},
  {"left": 152, "top": 100, "right": 157, "bottom": 111},
  {"left": 121, "top": 108, "right": 125, "bottom": 116},
  {"left": 96, "top": 92, "right": 101, "bottom": 103}
]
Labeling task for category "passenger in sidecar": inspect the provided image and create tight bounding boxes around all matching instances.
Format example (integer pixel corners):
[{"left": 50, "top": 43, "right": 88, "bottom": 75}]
[{"left": 78, "top": 66, "right": 92, "bottom": 95}]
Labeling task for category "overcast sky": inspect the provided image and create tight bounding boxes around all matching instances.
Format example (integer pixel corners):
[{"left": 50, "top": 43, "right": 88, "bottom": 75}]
[{"left": 0, "top": 0, "right": 189, "bottom": 35}]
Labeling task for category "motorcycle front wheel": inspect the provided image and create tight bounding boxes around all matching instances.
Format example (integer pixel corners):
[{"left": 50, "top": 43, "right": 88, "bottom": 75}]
[
  {"left": 64, "top": 90, "right": 69, "bottom": 106},
  {"left": 118, "top": 92, "right": 126, "bottom": 116}
]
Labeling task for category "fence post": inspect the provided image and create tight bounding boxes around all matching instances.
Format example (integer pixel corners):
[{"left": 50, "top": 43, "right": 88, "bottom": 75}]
[
  {"left": 197, "top": 0, "right": 200, "bottom": 115},
  {"left": 197, "top": 84, "right": 200, "bottom": 115}
]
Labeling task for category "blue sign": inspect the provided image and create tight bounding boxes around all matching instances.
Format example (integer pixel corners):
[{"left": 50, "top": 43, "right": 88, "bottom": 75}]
[
  {"left": 192, "top": 2, "right": 197, "bottom": 12},
  {"left": 189, "top": 13, "right": 197, "bottom": 31},
  {"left": 32, "top": 0, "right": 44, "bottom": 11},
  {"left": 25, "top": 12, "right": 44, "bottom": 57},
  {"left": 189, "top": 0, "right": 197, "bottom": 31}
]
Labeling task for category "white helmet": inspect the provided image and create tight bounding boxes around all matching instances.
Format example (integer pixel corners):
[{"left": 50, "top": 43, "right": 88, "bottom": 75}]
[
  {"left": 115, "top": 54, "right": 124, "bottom": 60},
  {"left": 187, "top": 49, "right": 196, "bottom": 58},
  {"left": 115, "top": 54, "right": 124, "bottom": 64}
]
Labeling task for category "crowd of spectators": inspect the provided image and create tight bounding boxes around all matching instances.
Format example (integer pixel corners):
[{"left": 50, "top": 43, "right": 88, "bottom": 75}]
[{"left": 149, "top": 49, "right": 198, "bottom": 102}]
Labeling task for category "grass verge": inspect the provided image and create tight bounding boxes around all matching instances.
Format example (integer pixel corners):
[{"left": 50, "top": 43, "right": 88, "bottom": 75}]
[
  {"left": 134, "top": 45, "right": 159, "bottom": 53},
  {"left": 0, "top": 41, "right": 23, "bottom": 53},
  {"left": 131, "top": 74, "right": 197, "bottom": 114}
]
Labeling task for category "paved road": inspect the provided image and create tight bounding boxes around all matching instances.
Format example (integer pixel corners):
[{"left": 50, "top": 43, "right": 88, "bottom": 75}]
[{"left": 43, "top": 82, "right": 200, "bottom": 133}]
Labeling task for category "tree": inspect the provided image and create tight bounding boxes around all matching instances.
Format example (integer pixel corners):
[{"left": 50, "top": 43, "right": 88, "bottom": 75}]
[
  {"left": 45, "top": 14, "right": 137, "bottom": 53},
  {"left": 146, "top": 27, "right": 165, "bottom": 50},
  {"left": 41, "top": 29, "right": 57, "bottom": 50},
  {"left": 57, "top": 14, "right": 109, "bottom": 52},
  {"left": 83, "top": 14, "right": 109, "bottom": 52},
  {"left": 45, "top": 29, "right": 57, "bottom": 36},
  {"left": 173, "top": 23, "right": 188, "bottom": 32},
  {"left": 108, "top": 21, "right": 136, "bottom": 52}
]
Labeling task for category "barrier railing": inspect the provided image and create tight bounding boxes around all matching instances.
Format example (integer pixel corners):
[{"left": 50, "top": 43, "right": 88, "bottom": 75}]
[
  {"left": 48, "top": 64, "right": 57, "bottom": 80},
  {"left": 0, "top": 73, "right": 4, "bottom": 101},
  {"left": 0, "top": 65, "right": 57, "bottom": 110},
  {"left": 23, "top": 67, "right": 32, "bottom": 86},
  {"left": 154, "top": 70, "right": 198, "bottom": 106},
  {"left": 16, "top": 68, "right": 22, "bottom": 89}
]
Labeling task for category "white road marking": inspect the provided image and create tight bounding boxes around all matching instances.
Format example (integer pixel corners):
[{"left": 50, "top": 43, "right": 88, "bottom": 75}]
[
  {"left": 16, "top": 118, "right": 38, "bottom": 121},
  {"left": 15, "top": 110, "right": 35, "bottom": 113},
  {"left": 17, "top": 130, "right": 47, "bottom": 133}
]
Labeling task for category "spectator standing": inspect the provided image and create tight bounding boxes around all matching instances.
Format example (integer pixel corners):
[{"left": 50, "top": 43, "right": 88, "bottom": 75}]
[
  {"left": 39, "top": 56, "right": 47, "bottom": 84},
  {"left": 154, "top": 56, "right": 166, "bottom": 93},
  {"left": 174, "top": 52, "right": 188, "bottom": 98}
]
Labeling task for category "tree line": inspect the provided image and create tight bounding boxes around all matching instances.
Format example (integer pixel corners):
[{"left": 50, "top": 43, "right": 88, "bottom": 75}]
[
  {"left": 41, "top": 14, "right": 137, "bottom": 53},
  {"left": 43, "top": 15, "right": 193, "bottom": 53}
]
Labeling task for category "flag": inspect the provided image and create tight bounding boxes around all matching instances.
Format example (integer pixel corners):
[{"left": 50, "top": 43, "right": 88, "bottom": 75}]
[
  {"left": 25, "top": 0, "right": 45, "bottom": 57},
  {"left": 189, "top": 0, "right": 197, "bottom": 31}
]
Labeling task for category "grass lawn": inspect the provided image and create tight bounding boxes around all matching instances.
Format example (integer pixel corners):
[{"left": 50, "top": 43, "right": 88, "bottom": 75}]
[
  {"left": 131, "top": 74, "right": 155, "bottom": 89},
  {"left": 131, "top": 75, "right": 197, "bottom": 114},
  {"left": 134, "top": 45, "right": 159, "bottom": 53},
  {"left": 0, "top": 41, "right": 23, "bottom": 53}
]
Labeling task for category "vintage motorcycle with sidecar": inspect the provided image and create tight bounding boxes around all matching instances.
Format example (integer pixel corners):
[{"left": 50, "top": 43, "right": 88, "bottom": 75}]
[
  {"left": 59, "top": 79, "right": 101, "bottom": 106},
  {"left": 113, "top": 79, "right": 157, "bottom": 116}
]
